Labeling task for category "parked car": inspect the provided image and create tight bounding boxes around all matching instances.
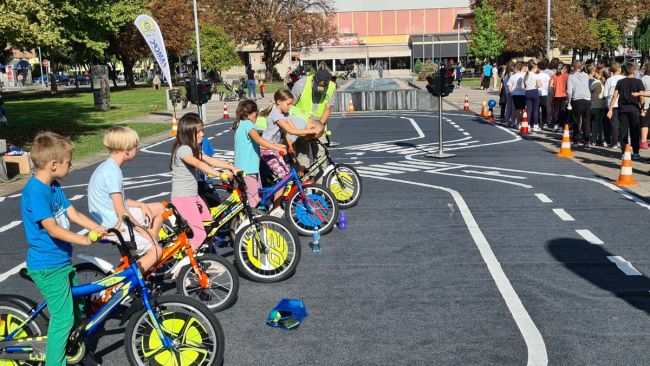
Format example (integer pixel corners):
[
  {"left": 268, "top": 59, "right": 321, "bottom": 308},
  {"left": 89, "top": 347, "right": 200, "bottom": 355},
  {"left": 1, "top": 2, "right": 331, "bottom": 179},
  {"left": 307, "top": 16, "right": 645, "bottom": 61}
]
[{"left": 33, "top": 75, "right": 50, "bottom": 84}]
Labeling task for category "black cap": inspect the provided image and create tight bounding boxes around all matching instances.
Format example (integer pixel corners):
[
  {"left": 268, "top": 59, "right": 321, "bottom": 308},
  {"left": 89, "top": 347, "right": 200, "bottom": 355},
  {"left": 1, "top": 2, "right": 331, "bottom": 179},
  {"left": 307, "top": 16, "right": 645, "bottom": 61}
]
[{"left": 313, "top": 69, "right": 332, "bottom": 96}]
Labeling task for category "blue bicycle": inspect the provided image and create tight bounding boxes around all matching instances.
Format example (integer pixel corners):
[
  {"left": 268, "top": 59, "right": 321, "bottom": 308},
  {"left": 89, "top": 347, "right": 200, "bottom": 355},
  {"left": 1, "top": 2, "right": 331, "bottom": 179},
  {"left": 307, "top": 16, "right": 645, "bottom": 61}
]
[
  {"left": 258, "top": 163, "right": 339, "bottom": 237},
  {"left": 0, "top": 217, "right": 225, "bottom": 365}
]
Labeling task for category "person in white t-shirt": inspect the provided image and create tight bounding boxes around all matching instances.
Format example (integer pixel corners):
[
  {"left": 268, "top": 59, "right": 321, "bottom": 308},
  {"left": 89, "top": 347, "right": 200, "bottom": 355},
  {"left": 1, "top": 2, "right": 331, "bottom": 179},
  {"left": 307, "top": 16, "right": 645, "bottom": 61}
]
[
  {"left": 524, "top": 60, "right": 542, "bottom": 131},
  {"left": 508, "top": 62, "right": 527, "bottom": 128},
  {"left": 603, "top": 62, "right": 624, "bottom": 148},
  {"left": 537, "top": 59, "right": 552, "bottom": 129}
]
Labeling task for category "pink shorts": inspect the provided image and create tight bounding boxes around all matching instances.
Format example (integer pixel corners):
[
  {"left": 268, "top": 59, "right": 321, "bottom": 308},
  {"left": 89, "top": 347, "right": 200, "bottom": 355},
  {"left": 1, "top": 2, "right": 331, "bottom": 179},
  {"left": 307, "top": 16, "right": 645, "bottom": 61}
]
[
  {"left": 171, "top": 196, "right": 212, "bottom": 250},
  {"left": 244, "top": 174, "right": 261, "bottom": 208},
  {"left": 261, "top": 150, "right": 290, "bottom": 179}
]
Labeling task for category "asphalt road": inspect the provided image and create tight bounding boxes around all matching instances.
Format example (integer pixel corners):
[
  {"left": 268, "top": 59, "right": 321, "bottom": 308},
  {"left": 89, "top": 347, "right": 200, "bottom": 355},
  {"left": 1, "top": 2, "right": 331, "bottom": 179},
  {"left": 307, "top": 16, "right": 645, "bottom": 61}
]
[{"left": 2, "top": 105, "right": 650, "bottom": 365}]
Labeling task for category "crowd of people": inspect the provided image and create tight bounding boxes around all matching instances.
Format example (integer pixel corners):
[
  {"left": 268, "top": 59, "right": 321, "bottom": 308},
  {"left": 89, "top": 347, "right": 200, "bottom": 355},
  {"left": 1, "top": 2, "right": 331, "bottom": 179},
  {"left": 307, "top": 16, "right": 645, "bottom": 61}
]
[{"left": 495, "top": 58, "right": 649, "bottom": 156}]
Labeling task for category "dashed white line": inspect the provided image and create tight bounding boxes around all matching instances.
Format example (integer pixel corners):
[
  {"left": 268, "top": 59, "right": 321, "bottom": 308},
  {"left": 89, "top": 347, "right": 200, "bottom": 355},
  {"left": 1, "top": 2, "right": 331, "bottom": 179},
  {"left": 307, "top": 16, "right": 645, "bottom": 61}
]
[
  {"left": 535, "top": 194, "right": 553, "bottom": 203},
  {"left": 462, "top": 132, "right": 471, "bottom": 136},
  {"left": 552, "top": 209, "right": 575, "bottom": 222},
  {"left": 123, "top": 179, "right": 159, "bottom": 186},
  {"left": 0, "top": 197, "right": 4, "bottom": 203},
  {"left": 0, "top": 262, "right": 26, "bottom": 283},
  {"left": 138, "top": 192, "right": 170, "bottom": 202},
  {"left": 607, "top": 256, "right": 643, "bottom": 276},
  {"left": 0, "top": 221, "right": 21, "bottom": 233},
  {"left": 576, "top": 229, "right": 604, "bottom": 245},
  {"left": 69, "top": 194, "right": 84, "bottom": 201},
  {"left": 124, "top": 181, "right": 170, "bottom": 191}
]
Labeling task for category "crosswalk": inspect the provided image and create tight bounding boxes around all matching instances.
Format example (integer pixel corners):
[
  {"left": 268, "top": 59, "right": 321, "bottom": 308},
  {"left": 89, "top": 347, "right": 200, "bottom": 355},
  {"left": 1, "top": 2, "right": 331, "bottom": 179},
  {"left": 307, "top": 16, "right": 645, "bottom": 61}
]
[
  {"left": 346, "top": 140, "right": 479, "bottom": 155},
  {"left": 354, "top": 159, "right": 460, "bottom": 177},
  {"left": 212, "top": 149, "right": 234, "bottom": 162}
]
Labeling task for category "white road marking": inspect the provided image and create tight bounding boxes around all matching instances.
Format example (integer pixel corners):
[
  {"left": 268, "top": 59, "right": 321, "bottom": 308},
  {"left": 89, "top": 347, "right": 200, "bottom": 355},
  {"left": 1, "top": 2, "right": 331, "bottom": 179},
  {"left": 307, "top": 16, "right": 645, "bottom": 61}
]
[
  {"left": 69, "top": 194, "right": 84, "bottom": 201},
  {"left": 398, "top": 160, "right": 451, "bottom": 169},
  {"left": 362, "top": 175, "right": 548, "bottom": 365},
  {"left": 9, "top": 193, "right": 21, "bottom": 198},
  {"left": 369, "top": 164, "right": 419, "bottom": 172},
  {"left": 345, "top": 152, "right": 365, "bottom": 156},
  {"left": 123, "top": 179, "right": 159, "bottom": 186},
  {"left": 607, "top": 256, "right": 643, "bottom": 276},
  {"left": 138, "top": 192, "right": 170, "bottom": 202},
  {"left": 552, "top": 209, "right": 575, "bottom": 222},
  {"left": 463, "top": 132, "right": 471, "bottom": 136},
  {"left": 462, "top": 170, "right": 527, "bottom": 180},
  {"left": 576, "top": 230, "right": 604, "bottom": 245},
  {"left": 124, "top": 181, "right": 170, "bottom": 191},
  {"left": 535, "top": 194, "right": 553, "bottom": 203},
  {"left": 0, "top": 262, "right": 26, "bottom": 283},
  {"left": 0, "top": 221, "right": 21, "bottom": 232},
  {"left": 426, "top": 170, "right": 534, "bottom": 189},
  {"left": 355, "top": 170, "right": 390, "bottom": 177},
  {"left": 77, "top": 229, "right": 89, "bottom": 235},
  {"left": 0, "top": 197, "right": 4, "bottom": 203},
  {"left": 363, "top": 165, "right": 405, "bottom": 174}
]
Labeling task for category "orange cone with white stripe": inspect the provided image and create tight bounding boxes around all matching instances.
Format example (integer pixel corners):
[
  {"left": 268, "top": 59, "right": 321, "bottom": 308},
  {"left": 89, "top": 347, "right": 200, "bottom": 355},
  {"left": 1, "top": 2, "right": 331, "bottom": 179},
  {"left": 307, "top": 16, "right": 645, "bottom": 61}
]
[
  {"left": 347, "top": 96, "right": 355, "bottom": 113},
  {"left": 170, "top": 113, "right": 178, "bottom": 137},
  {"left": 463, "top": 94, "right": 470, "bottom": 111},
  {"left": 481, "top": 99, "right": 488, "bottom": 117},
  {"left": 223, "top": 103, "right": 229, "bottom": 119},
  {"left": 556, "top": 124, "right": 574, "bottom": 157},
  {"left": 520, "top": 108, "right": 529, "bottom": 134},
  {"left": 615, "top": 143, "right": 637, "bottom": 186},
  {"left": 487, "top": 107, "right": 494, "bottom": 121}
]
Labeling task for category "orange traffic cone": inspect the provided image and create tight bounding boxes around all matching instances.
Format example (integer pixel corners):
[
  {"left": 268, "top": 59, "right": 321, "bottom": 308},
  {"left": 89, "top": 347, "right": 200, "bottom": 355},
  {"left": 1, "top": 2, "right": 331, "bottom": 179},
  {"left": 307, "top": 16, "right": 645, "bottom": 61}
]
[
  {"left": 170, "top": 113, "right": 178, "bottom": 137},
  {"left": 520, "top": 108, "right": 529, "bottom": 134},
  {"left": 347, "top": 96, "right": 355, "bottom": 113},
  {"left": 481, "top": 99, "right": 488, "bottom": 117},
  {"left": 463, "top": 94, "right": 470, "bottom": 111},
  {"left": 556, "top": 124, "right": 574, "bottom": 157},
  {"left": 223, "top": 103, "right": 229, "bottom": 119},
  {"left": 615, "top": 143, "right": 637, "bottom": 186},
  {"left": 487, "top": 107, "right": 494, "bottom": 121}
]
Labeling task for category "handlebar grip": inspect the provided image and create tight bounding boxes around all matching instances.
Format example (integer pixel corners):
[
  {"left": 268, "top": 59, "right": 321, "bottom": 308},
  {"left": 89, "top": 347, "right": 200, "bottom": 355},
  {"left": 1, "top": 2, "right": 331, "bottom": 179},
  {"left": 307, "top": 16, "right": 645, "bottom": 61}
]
[
  {"left": 326, "top": 131, "right": 332, "bottom": 136},
  {"left": 88, "top": 230, "right": 103, "bottom": 243},
  {"left": 279, "top": 150, "right": 286, "bottom": 157},
  {"left": 236, "top": 171, "right": 247, "bottom": 178},
  {"left": 162, "top": 210, "right": 173, "bottom": 220},
  {"left": 220, "top": 172, "right": 231, "bottom": 181}
]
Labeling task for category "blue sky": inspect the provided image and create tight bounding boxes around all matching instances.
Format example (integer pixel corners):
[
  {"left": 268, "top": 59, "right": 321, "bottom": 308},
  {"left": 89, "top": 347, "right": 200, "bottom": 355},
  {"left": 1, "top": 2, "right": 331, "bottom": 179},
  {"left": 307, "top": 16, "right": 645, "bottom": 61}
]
[{"left": 333, "top": 0, "right": 470, "bottom": 12}]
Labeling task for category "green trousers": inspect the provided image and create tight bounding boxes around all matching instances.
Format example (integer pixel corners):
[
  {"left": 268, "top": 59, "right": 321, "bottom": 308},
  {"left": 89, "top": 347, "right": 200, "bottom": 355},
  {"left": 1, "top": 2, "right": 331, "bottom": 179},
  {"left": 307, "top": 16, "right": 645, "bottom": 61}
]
[{"left": 29, "top": 264, "right": 83, "bottom": 366}]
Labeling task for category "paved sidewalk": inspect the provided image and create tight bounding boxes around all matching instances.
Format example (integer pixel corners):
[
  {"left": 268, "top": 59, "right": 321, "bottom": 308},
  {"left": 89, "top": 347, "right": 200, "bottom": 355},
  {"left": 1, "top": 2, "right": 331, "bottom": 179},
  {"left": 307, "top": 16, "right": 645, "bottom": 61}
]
[{"left": 443, "top": 86, "right": 650, "bottom": 200}]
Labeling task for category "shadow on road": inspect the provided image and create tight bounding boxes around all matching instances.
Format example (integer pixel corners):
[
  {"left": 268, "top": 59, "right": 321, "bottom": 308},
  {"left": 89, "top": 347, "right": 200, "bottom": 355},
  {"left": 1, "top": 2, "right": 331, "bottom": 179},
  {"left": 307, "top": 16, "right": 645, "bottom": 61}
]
[{"left": 547, "top": 238, "right": 650, "bottom": 312}]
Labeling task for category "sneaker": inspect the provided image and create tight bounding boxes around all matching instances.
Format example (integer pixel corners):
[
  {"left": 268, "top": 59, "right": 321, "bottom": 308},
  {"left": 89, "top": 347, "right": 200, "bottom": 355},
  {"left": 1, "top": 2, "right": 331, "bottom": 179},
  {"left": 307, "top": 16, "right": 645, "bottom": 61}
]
[
  {"left": 615, "top": 142, "right": 621, "bottom": 149},
  {"left": 602, "top": 142, "right": 608, "bottom": 148},
  {"left": 270, "top": 207, "right": 285, "bottom": 218},
  {"left": 632, "top": 153, "right": 641, "bottom": 160},
  {"left": 533, "top": 125, "right": 542, "bottom": 132},
  {"left": 641, "top": 141, "right": 649, "bottom": 149},
  {"left": 584, "top": 141, "right": 591, "bottom": 149}
]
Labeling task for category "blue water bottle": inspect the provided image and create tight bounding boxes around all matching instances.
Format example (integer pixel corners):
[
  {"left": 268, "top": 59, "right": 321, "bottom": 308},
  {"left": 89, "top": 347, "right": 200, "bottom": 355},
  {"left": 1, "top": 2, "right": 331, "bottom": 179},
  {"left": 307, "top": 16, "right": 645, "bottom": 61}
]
[
  {"left": 338, "top": 211, "right": 347, "bottom": 230},
  {"left": 311, "top": 228, "right": 321, "bottom": 255}
]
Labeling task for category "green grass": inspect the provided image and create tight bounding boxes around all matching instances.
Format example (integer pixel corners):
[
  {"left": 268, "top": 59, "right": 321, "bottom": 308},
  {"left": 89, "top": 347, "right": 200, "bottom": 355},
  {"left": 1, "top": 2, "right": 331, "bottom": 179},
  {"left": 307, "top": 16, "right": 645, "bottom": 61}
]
[{"left": 1, "top": 88, "right": 169, "bottom": 159}]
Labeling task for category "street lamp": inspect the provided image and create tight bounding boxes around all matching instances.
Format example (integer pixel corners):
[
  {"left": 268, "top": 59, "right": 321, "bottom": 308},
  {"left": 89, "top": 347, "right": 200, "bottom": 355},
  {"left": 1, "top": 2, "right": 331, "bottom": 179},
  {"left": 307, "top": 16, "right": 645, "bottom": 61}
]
[
  {"left": 192, "top": 0, "right": 206, "bottom": 120},
  {"left": 37, "top": 47, "right": 44, "bottom": 88},
  {"left": 456, "top": 17, "right": 461, "bottom": 64},
  {"left": 287, "top": 24, "right": 293, "bottom": 68}
]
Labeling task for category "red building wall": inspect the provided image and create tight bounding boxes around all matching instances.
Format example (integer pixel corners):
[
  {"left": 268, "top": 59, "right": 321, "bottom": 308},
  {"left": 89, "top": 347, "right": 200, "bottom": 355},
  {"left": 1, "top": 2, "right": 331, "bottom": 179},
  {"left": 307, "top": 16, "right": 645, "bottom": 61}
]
[{"left": 335, "top": 7, "right": 470, "bottom": 36}]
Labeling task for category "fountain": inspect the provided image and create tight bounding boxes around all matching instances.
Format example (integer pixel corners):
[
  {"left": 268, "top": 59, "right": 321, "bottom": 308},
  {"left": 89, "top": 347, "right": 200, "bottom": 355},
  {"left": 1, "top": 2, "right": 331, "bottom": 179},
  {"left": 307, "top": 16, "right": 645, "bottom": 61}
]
[{"left": 334, "top": 77, "right": 434, "bottom": 112}]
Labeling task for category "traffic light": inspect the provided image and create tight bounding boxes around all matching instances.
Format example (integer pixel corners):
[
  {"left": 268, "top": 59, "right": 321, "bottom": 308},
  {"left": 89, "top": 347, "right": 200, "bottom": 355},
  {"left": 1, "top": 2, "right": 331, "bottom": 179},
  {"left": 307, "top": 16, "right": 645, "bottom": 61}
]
[
  {"left": 184, "top": 78, "right": 213, "bottom": 105},
  {"left": 199, "top": 80, "right": 213, "bottom": 104},
  {"left": 425, "top": 66, "right": 456, "bottom": 97}
]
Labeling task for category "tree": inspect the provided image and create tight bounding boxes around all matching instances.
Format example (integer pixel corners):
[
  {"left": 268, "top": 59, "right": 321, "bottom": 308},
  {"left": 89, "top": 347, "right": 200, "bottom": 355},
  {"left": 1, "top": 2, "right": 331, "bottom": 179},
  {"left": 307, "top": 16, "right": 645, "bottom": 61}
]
[
  {"left": 588, "top": 18, "right": 621, "bottom": 57},
  {"left": 209, "top": 0, "right": 337, "bottom": 81},
  {"left": 468, "top": 0, "right": 506, "bottom": 60},
  {"left": 196, "top": 24, "right": 241, "bottom": 78},
  {"left": 634, "top": 12, "right": 650, "bottom": 61}
]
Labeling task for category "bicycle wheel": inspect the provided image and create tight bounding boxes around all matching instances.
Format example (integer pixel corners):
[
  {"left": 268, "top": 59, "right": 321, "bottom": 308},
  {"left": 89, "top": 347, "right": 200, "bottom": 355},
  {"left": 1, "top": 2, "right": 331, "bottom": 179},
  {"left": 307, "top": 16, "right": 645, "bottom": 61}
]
[
  {"left": 176, "top": 254, "right": 239, "bottom": 312},
  {"left": 285, "top": 183, "right": 339, "bottom": 236},
  {"left": 0, "top": 297, "right": 49, "bottom": 365},
  {"left": 75, "top": 262, "right": 108, "bottom": 284},
  {"left": 323, "top": 163, "right": 363, "bottom": 209},
  {"left": 124, "top": 295, "right": 224, "bottom": 366},
  {"left": 233, "top": 215, "right": 301, "bottom": 283}
]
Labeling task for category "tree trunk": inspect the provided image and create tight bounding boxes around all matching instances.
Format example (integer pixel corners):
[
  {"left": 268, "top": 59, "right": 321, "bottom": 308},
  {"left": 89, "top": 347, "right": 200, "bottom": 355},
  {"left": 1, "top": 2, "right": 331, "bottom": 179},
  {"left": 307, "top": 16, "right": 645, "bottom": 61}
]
[{"left": 123, "top": 59, "right": 136, "bottom": 87}]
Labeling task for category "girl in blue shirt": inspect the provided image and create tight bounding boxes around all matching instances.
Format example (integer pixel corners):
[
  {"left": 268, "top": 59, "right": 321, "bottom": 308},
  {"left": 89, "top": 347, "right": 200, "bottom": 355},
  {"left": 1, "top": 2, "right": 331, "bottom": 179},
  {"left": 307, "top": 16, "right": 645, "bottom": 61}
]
[{"left": 233, "top": 100, "right": 286, "bottom": 207}]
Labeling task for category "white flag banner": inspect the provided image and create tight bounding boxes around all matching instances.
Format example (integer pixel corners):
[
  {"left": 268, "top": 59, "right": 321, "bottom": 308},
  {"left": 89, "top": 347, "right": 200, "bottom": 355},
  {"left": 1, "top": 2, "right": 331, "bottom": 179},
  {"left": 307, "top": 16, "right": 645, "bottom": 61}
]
[{"left": 134, "top": 14, "right": 173, "bottom": 89}]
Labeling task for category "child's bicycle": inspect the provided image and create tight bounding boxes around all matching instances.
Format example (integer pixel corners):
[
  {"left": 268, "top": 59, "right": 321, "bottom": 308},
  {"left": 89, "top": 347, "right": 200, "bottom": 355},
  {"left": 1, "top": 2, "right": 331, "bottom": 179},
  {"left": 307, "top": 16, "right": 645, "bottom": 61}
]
[
  {"left": 197, "top": 171, "right": 301, "bottom": 283},
  {"left": 0, "top": 217, "right": 225, "bottom": 365},
  {"left": 297, "top": 131, "right": 362, "bottom": 209},
  {"left": 76, "top": 203, "right": 239, "bottom": 312},
  {"left": 258, "top": 153, "right": 340, "bottom": 237}
]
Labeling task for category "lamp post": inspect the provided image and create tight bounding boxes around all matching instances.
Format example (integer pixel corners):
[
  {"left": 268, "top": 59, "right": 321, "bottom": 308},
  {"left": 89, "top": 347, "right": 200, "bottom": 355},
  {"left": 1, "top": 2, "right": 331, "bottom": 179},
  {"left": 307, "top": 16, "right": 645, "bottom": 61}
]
[
  {"left": 457, "top": 17, "right": 461, "bottom": 63},
  {"left": 192, "top": 0, "right": 206, "bottom": 120},
  {"left": 288, "top": 24, "right": 293, "bottom": 68},
  {"left": 37, "top": 47, "right": 44, "bottom": 88}
]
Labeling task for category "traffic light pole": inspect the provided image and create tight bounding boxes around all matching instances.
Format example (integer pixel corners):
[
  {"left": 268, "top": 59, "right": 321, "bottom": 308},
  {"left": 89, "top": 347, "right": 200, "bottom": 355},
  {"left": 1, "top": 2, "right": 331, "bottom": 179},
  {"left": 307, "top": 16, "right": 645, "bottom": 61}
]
[{"left": 426, "top": 66, "right": 455, "bottom": 159}]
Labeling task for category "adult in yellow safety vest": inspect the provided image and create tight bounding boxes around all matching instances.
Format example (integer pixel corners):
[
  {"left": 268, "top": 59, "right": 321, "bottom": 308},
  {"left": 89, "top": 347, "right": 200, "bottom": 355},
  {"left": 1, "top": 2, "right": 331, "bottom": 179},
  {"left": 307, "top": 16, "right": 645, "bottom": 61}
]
[{"left": 289, "top": 68, "right": 337, "bottom": 179}]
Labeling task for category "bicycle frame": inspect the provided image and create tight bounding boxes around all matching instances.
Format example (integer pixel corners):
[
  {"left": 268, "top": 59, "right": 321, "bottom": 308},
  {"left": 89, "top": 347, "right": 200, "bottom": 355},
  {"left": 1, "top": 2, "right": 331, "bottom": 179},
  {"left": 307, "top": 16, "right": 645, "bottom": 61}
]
[
  {"left": 258, "top": 169, "right": 304, "bottom": 209},
  {"left": 0, "top": 226, "right": 174, "bottom": 361}
]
